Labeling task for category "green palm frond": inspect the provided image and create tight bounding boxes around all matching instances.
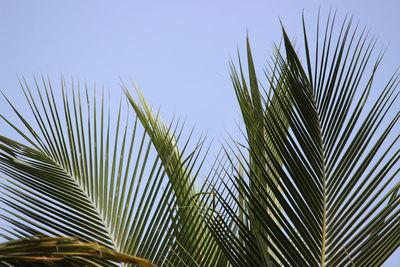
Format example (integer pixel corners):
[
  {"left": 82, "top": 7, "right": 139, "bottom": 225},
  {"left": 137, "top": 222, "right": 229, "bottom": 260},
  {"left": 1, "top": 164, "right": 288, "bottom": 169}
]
[
  {"left": 205, "top": 13, "right": 400, "bottom": 266},
  {"left": 123, "top": 86, "right": 229, "bottom": 266},
  {"left": 225, "top": 37, "right": 291, "bottom": 266},
  {"left": 0, "top": 77, "right": 206, "bottom": 266}
]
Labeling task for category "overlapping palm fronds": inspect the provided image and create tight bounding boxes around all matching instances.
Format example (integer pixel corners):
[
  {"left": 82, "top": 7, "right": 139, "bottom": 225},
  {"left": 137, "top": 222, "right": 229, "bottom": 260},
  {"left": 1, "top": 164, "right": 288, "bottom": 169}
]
[
  {"left": 0, "top": 76, "right": 213, "bottom": 266},
  {"left": 123, "top": 86, "right": 228, "bottom": 266},
  {"left": 0, "top": 11, "right": 399, "bottom": 267},
  {"left": 204, "top": 13, "right": 400, "bottom": 266}
]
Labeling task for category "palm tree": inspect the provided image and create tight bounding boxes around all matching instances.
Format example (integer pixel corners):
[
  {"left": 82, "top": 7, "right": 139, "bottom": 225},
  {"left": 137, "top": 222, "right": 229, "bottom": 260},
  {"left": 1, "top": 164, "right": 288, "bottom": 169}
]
[{"left": 0, "top": 12, "right": 399, "bottom": 266}]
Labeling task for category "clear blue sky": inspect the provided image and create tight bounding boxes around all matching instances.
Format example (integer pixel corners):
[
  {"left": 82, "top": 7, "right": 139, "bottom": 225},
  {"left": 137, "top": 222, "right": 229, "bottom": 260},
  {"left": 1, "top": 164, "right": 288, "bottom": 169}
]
[{"left": 0, "top": 0, "right": 399, "bottom": 265}]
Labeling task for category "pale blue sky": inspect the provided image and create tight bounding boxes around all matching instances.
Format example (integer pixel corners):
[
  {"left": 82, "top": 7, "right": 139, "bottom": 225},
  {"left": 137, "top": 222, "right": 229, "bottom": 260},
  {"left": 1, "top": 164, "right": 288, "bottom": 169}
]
[{"left": 0, "top": 0, "right": 399, "bottom": 265}]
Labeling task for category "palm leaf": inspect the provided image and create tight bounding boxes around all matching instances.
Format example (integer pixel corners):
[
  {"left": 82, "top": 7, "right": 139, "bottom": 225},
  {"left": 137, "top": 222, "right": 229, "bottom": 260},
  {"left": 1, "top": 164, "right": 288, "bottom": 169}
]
[
  {"left": 0, "top": 235, "right": 156, "bottom": 267},
  {"left": 226, "top": 37, "right": 291, "bottom": 265},
  {"left": 205, "top": 13, "right": 400, "bottom": 266},
  {"left": 0, "top": 77, "right": 205, "bottom": 266},
  {"left": 123, "top": 86, "right": 229, "bottom": 266}
]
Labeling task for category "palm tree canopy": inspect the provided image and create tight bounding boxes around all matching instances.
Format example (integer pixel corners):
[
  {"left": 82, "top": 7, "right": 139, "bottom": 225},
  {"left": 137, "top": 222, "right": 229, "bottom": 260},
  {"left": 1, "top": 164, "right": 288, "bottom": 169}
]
[{"left": 0, "top": 12, "right": 399, "bottom": 267}]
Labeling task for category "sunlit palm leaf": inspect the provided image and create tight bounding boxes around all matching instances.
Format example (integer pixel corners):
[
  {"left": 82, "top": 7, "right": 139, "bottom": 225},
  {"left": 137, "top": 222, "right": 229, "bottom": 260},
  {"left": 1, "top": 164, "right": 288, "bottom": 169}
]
[
  {"left": 198, "top": 36, "right": 291, "bottom": 266},
  {"left": 205, "top": 13, "right": 400, "bottom": 266},
  {"left": 0, "top": 77, "right": 204, "bottom": 266},
  {"left": 123, "top": 86, "right": 229, "bottom": 266}
]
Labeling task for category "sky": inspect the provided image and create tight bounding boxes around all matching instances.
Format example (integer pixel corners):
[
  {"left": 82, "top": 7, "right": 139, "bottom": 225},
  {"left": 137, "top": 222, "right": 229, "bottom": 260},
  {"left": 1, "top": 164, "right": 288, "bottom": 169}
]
[{"left": 0, "top": 0, "right": 399, "bottom": 265}]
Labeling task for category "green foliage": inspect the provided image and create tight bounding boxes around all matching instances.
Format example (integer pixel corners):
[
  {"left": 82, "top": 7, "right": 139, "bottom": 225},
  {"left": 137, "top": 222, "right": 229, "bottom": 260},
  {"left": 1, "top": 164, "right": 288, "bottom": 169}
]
[{"left": 0, "top": 12, "right": 399, "bottom": 267}]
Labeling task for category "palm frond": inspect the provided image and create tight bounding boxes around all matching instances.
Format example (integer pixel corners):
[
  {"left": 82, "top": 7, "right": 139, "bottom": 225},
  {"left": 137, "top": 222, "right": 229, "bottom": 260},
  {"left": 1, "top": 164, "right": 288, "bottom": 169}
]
[
  {"left": 0, "top": 235, "right": 156, "bottom": 267},
  {"left": 123, "top": 86, "right": 229, "bottom": 266},
  {"left": 205, "top": 12, "right": 400, "bottom": 266},
  {"left": 0, "top": 77, "right": 206, "bottom": 266}
]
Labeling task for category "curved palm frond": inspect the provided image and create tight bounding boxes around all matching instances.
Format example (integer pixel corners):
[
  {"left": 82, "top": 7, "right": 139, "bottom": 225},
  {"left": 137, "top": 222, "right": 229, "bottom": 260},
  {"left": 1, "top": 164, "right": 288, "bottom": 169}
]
[
  {"left": 205, "top": 13, "right": 400, "bottom": 266},
  {"left": 0, "top": 235, "right": 156, "bottom": 267},
  {"left": 0, "top": 77, "right": 207, "bottom": 266},
  {"left": 123, "top": 86, "right": 229, "bottom": 266}
]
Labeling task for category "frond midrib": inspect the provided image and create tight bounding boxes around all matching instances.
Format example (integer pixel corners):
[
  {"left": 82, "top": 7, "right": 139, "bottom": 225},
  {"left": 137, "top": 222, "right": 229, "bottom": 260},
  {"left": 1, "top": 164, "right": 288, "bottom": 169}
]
[
  {"left": 44, "top": 150, "right": 119, "bottom": 251},
  {"left": 310, "top": 93, "right": 329, "bottom": 266}
]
